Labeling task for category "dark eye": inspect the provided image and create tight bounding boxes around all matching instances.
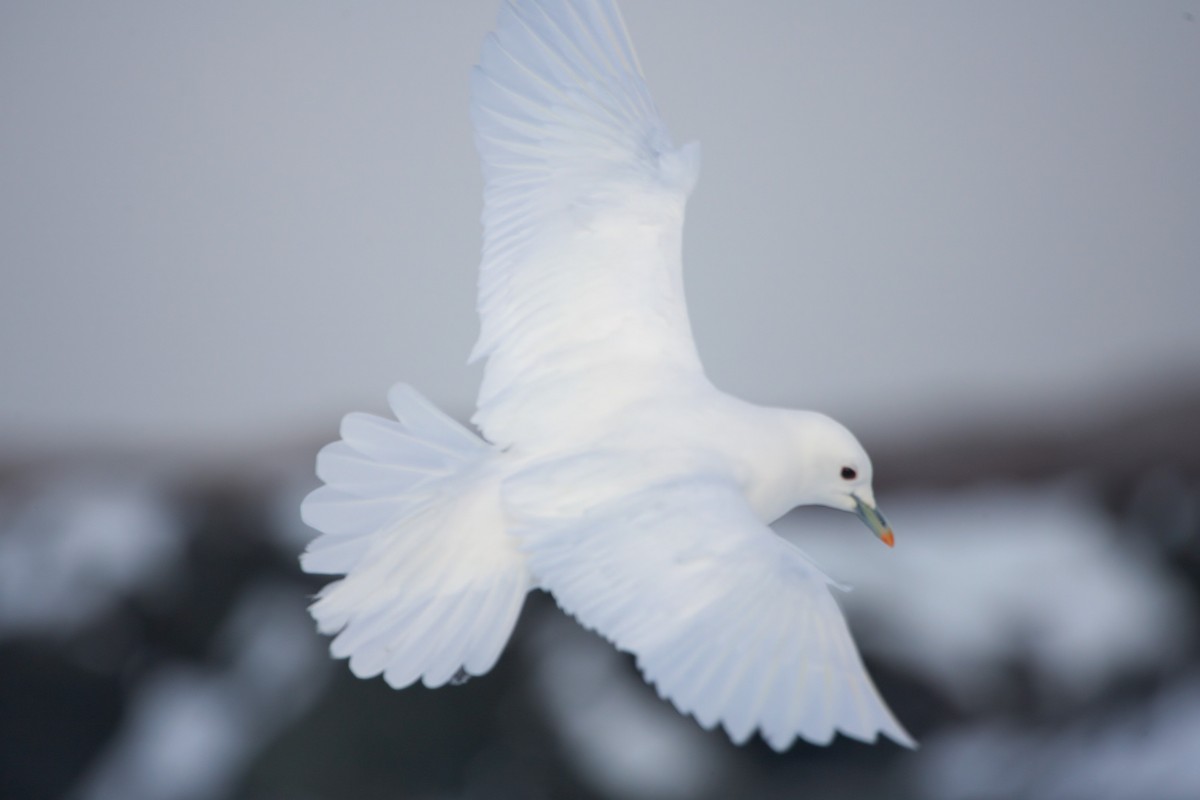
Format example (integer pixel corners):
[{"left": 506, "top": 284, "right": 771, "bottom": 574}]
[{"left": 840, "top": 467, "right": 857, "bottom": 481}]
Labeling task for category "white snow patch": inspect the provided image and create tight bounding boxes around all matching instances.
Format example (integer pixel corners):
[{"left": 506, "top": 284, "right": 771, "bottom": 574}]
[
  {"left": 71, "top": 583, "right": 330, "bottom": 800},
  {"left": 525, "top": 610, "right": 733, "bottom": 800},
  {"left": 783, "top": 481, "right": 1193, "bottom": 706},
  {"left": 0, "top": 474, "right": 183, "bottom": 637},
  {"left": 914, "top": 677, "right": 1200, "bottom": 799}
]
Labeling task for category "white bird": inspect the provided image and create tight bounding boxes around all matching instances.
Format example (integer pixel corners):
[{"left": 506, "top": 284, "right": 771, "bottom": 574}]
[{"left": 301, "top": 0, "right": 915, "bottom": 751}]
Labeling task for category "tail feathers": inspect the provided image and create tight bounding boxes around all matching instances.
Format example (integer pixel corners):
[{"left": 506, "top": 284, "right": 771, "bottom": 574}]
[
  {"left": 384, "top": 382, "right": 490, "bottom": 453},
  {"left": 300, "top": 383, "right": 530, "bottom": 688}
]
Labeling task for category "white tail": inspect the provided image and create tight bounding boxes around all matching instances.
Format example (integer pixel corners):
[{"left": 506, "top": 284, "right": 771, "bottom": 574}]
[{"left": 300, "top": 384, "right": 530, "bottom": 687}]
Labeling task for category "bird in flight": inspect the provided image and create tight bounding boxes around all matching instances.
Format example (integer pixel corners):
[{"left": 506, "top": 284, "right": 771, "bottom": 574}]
[{"left": 301, "top": 0, "right": 914, "bottom": 750}]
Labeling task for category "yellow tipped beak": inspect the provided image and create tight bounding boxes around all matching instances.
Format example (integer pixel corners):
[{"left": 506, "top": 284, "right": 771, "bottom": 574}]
[{"left": 853, "top": 494, "right": 895, "bottom": 548}]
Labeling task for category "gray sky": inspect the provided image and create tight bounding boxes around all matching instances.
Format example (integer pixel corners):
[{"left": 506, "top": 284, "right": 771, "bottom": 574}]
[{"left": 3, "top": 1, "right": 1198, "bottom": 458}]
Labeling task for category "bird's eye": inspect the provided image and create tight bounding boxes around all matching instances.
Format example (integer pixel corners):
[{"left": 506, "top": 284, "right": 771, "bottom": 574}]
[{"left": 840, "top": 467, "right": 857, "bottom": 480}]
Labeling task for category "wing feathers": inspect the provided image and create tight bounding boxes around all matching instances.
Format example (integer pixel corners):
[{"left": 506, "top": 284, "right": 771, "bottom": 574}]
[
  {"left": 471, "top": 0, "right": 702, "bottom": 447},
  {"left": 513, "top": 471, "right": 916, "bottom": 749}
]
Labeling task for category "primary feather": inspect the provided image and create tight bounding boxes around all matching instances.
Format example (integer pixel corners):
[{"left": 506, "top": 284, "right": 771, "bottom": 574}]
[
  {"left": 471, "top": 0, "right": 703, "bottom": 448},
  {"left": 301, "top": 0, "right": 915, "bottom": 750}
]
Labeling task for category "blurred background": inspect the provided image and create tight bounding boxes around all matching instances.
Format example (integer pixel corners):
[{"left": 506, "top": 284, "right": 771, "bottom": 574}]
[{"left": 2, "top": 2, "right": 1199, "bottom": 798}]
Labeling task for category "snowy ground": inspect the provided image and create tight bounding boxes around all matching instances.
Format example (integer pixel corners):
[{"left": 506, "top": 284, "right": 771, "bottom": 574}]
[{"left": 2, "top": 451, "right": 1197, "bottom": 799}]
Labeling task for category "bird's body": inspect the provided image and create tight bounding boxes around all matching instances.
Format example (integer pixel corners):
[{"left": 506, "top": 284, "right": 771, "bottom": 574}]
[{"left": 302, "top": 0, "right": 914, "bottom": 750}]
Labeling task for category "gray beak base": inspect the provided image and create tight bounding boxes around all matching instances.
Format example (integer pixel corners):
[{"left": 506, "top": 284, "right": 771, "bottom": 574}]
[{"left": 853, "top": 494, "right": 895, "bottom": 548}]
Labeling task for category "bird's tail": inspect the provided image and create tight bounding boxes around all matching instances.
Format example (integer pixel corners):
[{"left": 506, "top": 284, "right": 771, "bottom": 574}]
[{"left": 300, "top": 384, "right": 529, "bottom": 688}]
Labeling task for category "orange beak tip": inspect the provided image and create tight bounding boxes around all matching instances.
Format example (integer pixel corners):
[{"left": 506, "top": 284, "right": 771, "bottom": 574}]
[{"left": 880, "top": 529, "right": 895, "bottom": 548}]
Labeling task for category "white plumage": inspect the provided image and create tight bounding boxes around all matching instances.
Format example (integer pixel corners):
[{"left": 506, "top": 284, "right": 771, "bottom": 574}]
[{"left": 302, "top": 0, "right": 915, "bottom": 750}]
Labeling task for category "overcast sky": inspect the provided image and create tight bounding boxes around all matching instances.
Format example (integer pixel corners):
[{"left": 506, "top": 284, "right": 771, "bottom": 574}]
[{"left": 3, "top": 1, "right": 1198, "bottom": 459}]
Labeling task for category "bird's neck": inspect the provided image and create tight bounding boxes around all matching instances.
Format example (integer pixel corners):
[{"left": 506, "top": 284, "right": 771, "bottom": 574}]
[{"left": 712, "top": 402, "right": 824, "bottom": 523}]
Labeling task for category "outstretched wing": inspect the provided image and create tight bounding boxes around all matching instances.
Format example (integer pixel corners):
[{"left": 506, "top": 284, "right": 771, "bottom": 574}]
[
  {"left": 471, "top": 0, "right": 705, "bottom": 448},
  {"left": 511, "top": 468, "right": 916, "bottom": 750}
]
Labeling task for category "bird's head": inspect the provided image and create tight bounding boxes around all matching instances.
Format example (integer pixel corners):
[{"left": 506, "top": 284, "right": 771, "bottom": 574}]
[{"left": 786, "top": 412, "right": 895, "bottom": 547}]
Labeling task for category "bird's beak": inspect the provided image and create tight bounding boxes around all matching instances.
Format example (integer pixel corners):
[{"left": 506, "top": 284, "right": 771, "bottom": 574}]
[{"left": 853, "top": 494, "right": 894, "bottom": 547}]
